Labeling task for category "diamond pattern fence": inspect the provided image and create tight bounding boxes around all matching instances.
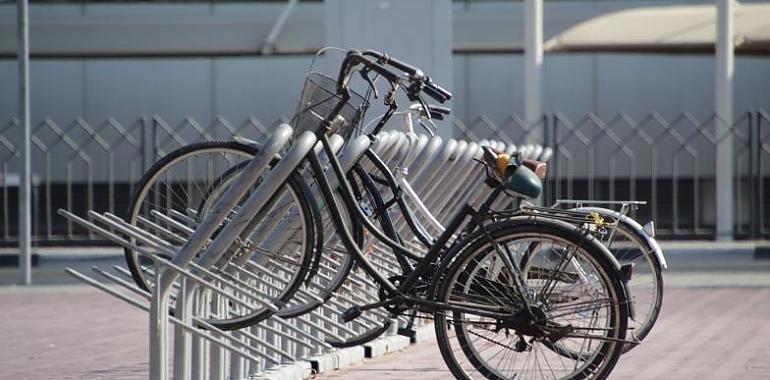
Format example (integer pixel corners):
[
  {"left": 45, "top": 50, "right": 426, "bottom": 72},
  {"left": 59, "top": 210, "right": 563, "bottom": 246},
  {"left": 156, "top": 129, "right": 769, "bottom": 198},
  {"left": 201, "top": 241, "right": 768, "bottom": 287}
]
[
  {"left": 455, "top": 109, "right": 770, "bottom": 239},
  {"left": 1, "top": 110, "right": 768, "bottom": 244}
]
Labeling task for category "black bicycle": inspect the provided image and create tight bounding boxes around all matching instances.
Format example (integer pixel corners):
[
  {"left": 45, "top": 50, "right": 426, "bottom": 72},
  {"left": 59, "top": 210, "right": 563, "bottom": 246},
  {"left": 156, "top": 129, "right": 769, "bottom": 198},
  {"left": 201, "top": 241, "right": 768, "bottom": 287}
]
[
  {"left": 123, "top": 48, "right": 632, "bottom": 379},
  {"left": 122, "top": 109, "right": 662, "bottom": 355}
]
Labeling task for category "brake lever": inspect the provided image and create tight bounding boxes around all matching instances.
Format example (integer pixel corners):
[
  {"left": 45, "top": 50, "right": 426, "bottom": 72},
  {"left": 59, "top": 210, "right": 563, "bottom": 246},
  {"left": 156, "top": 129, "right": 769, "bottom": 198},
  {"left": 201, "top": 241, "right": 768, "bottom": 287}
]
[
  {"left": 417, "top": 118, "right": 436, "bottom": 137},
  {"left": 360, "top": 68, "right": 379, "bottom": 99},
  {"left": 416, "top": 93, "right": 431, "bottom": 121}
]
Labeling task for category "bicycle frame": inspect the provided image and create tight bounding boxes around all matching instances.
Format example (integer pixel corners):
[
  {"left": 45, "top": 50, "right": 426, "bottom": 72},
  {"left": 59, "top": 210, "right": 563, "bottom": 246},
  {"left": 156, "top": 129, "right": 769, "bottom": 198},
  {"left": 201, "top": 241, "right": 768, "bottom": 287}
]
[
  {"left": 354, "top": 141, "right": 505, "bottom": 257},
  {"left": 156, "top": 50, "right": 613, "bottom": 324},
  {"left": 360, "top": 129, "right": 666, "bottom": 277},
  {"left": 348, "top": 136, "right": 655, "bottom": 312},
  {"left": 307, "top": 134, "right": 524, "bottom": 319}
]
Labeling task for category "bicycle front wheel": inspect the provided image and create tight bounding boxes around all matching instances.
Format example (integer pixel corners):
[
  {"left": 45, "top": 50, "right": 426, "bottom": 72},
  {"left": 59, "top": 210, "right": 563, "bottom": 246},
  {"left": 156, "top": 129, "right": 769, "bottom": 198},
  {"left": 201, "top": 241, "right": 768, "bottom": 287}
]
[
  {"left": 434, "top": 217, "right": 629, "bottom": 380},
  {"left": 125, "top": 141, "right": 260, "bottom": 291},
  {"left": 124, "top": 141, "right": 322, "bottom": 329}
]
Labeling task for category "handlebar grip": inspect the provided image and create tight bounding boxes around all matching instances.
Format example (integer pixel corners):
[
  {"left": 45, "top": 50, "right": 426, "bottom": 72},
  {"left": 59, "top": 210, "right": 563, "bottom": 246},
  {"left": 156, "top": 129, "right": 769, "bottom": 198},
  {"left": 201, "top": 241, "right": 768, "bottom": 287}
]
[
  {"left": 427, "top": 105, "right": 451, "bottom": 119},
  {"left": 428, "top": 104, "right": 452, "bottom": 115},
  {"left": 422, "top": 84, "right": 450, "bottom": 103},
  {"left": 424, "top": 77, "right": 452, "bottom": 102},
  {"left": 428, "top": 110, "right": 445, "bottom": 121}
]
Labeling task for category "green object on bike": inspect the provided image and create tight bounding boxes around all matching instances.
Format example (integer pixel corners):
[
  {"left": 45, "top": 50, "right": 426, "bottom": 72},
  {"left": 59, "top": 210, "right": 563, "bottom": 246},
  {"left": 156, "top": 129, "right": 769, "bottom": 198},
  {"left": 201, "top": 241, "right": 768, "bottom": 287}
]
[{"left": 503, "top": 165, "right": 542, "bottom": 199}]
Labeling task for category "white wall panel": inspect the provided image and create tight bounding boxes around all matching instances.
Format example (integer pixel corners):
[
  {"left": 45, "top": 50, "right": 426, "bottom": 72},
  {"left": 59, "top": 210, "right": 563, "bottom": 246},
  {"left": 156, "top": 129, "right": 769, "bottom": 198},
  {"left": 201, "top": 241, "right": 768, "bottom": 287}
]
[
  {"left": 1, "top": 54, "right": 768, "bottom": 127},
  {"left": 30, "top": 60, "right": 84, "bottom": 123},
  {"left": 325, "top": 0, "right": 453, "bottom": 136},
  {"left": 84, "top": 59, "right": 212, "bottom": 125},
  {"left": 213, "top": 56, "right": 309, "bottom": 130},
  {"left": 0, "top": 60, "right": 16, "bottom": 121},
  {"left": 596, "top": 55, "right": 715, "bottom": 120}
]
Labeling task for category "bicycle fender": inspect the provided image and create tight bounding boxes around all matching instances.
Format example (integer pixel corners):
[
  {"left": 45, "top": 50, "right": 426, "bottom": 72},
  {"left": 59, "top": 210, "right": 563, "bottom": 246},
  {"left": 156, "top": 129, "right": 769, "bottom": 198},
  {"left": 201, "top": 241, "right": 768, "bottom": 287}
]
[
  {"left": 572, "top": 206, "right": 667, "bottom": 269},
  {"left": 427, "top": 216, "right": 626, "bottom": 300}
]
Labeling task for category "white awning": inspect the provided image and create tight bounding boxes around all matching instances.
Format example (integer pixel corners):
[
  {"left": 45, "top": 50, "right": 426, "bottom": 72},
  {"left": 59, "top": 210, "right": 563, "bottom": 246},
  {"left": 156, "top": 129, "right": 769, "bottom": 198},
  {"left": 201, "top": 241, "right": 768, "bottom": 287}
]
[{"left": 544, "top": 3, "right": 770, "bottom": 55}]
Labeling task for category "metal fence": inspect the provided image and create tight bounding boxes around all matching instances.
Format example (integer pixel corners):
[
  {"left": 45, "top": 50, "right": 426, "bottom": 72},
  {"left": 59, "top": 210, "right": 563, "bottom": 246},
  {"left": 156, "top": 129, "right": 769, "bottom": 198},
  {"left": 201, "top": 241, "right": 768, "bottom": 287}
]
[
  {"left": 1, "top": 109, "right": 769, "bottom": 244},
  {"left": 455, "top": 109, "right": 770, "bottom": 239}
]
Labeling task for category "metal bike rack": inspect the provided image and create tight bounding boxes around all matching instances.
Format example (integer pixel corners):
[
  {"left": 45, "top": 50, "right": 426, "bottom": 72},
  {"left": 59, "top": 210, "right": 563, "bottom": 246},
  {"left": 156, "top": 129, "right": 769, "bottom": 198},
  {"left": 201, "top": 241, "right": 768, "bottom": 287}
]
[{"left": 59, "top": 123, "right": 555, "bottom": 380}]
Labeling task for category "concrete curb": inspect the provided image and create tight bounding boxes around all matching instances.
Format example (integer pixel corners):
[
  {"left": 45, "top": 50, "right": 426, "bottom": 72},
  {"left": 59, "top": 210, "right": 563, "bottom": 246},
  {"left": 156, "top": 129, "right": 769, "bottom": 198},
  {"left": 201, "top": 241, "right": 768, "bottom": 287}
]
[
  {"left": 0, "top": 248, "right": 122, "bottom": 267},
  {"left": 411, "top": 324, "right": 435, "bottom": 343},
  {"left": 307, "top": 346, "right": 366, "bottom": 374},
  {"left": 250, "top": 362, "right": 312, "bottom": 380},
  {"left": 2, "top": 241, "right": 769, "bottom": 268},
  {"left": 254, "top": 325, "right": 435, "bottom": 380},
  {"left": 364, "top": 334, "right": 411, "bottom": 358}
]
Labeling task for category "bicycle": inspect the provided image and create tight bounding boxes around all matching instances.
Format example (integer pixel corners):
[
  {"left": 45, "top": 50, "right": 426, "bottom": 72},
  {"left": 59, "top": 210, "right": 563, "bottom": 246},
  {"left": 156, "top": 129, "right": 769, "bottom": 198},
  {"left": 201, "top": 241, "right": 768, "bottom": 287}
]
[
  {"left": 348, "top": 130, "right": 662, "bottom": 353},
  {"left": 124, "top": 68, "right": 660, "bottom": 353},
  {"left": 122, "top": 47, "right": 632, "bottom": 379}
]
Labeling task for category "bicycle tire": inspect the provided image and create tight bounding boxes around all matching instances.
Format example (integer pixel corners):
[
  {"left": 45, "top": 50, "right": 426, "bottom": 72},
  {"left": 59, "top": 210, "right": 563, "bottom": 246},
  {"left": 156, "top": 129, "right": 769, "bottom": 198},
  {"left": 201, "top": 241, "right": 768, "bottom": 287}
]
[
  {"left": 434, "top": 217, "right": 629, "bottom": 380},
  {"left": 274, "top": 184, "right": 364, "bottom": 319},
  {"left": 190, "top": 143, "right": 372, "bottom": 321},
  {"left": 570, "top": 207, "right": 663, "bottom": 352},
  {"left": 123, "top": 141, "right": 322, "bottom": 329}
]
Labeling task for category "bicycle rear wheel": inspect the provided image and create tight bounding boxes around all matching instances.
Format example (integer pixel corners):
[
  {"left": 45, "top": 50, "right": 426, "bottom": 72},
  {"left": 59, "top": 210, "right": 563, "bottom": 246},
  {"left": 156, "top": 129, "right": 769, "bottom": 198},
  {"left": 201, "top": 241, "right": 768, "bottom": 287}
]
[
  {"left": 519, "top": 207, "right": 664, "bottom": 353},
  {"left": 434, "top": 217, "right": 628, "bottom": 380}
]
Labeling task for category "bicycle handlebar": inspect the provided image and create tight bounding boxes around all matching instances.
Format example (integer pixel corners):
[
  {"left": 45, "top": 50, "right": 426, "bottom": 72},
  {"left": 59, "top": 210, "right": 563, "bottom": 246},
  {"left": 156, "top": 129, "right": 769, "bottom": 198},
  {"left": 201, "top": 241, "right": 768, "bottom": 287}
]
[
  {"left": 337, "top": 50, "right": 452, "bottom": 105},
  {"left": 362, "top": 50, "right": 422, "bottom": 77},
  {"left": 362, "top": 50, "right": 452, "bottom": 103},
  {"left": 337, "top": 52, "right": 399, "bottom": 92},
  {"left": 423, "top": 77, "right": 452, "bottom": 103}
]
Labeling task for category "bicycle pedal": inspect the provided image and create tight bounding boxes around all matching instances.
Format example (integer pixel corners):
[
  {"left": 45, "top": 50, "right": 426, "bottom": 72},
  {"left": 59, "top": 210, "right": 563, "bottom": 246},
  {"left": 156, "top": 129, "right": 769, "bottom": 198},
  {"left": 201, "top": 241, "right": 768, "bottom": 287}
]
[{"left": 342, "top": 306, "right": 362, "bottom": 323}]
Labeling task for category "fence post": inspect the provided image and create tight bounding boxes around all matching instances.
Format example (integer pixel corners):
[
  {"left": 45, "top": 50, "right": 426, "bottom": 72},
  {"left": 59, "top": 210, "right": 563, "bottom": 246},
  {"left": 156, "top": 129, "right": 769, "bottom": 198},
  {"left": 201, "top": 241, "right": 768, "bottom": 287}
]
[
  {"left": 751, "top": 109, "right": 762, "bottom": 239},
  {"left": 748, "top": 109, "right": 756, "bottom": 239},
  {"left": 715, "top": 0, "right": 735, "bottom": 240},
  {"left": 141, "top": 114, "right": 154, "bottom": 173},
  {"left": 759, "top": 110, "right": 765, "bottom": 239},
  {"left": 550, "top": 113, "right": 560, "bottom": 204},
  {"left": 543, "top": 112, "right": 552, "bottom": 204},
  {"left": 17, "top": 0, "right": 32, "bottom": 286},
  {"left": 524, "top": 0, "right": 543, "bottom": 132}
]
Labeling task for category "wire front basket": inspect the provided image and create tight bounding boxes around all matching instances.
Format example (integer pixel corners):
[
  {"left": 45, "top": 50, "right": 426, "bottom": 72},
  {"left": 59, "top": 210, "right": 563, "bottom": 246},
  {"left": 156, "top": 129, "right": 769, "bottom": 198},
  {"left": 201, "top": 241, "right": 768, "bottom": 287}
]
[{"left": 290, "top": 72, "right": 370, "bottom": 141}]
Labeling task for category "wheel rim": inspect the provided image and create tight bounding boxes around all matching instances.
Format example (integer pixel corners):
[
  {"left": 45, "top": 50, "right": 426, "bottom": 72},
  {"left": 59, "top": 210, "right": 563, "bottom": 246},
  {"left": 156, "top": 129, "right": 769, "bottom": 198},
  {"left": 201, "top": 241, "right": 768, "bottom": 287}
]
[
  {"left": 440, "top": 232, "right": 624, "bottom": 380},
  {"left": 126, "top": 144, "right": 316, "bottom": 328},
  {"left": 127, "top": 146, "right": 256, "bottom": 291}
]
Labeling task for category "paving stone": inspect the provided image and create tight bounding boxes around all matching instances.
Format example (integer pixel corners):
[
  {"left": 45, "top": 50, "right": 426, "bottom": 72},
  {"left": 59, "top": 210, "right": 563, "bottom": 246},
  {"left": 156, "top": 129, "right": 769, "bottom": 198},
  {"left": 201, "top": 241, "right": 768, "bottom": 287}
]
[
  {"left": 316, "top": 287, "right": 770, "bottom": 380},
  {"left": 2, "top": 284, "right": 770, "bottom": 379}
]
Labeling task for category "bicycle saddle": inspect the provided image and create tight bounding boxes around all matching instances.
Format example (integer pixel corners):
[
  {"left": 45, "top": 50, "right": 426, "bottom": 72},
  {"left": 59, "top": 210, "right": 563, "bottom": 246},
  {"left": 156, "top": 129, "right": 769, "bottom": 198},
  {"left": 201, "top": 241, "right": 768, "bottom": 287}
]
[{"left": 481, "top": 146, "right": 543, "bottom": 199}]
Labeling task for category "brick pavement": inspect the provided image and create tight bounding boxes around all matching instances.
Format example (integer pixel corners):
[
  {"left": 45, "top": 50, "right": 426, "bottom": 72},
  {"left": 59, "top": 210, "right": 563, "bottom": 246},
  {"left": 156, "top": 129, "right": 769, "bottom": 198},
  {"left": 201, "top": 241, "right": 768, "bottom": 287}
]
[
  {"left": 1, "top": 285, "right": 769, "bottom": 379},
  {"left": 0, "top": 285, "right": 147, "bottom": 380},
  {"left": 316, "top": 287, "right": 770, "bottom": 380}
]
